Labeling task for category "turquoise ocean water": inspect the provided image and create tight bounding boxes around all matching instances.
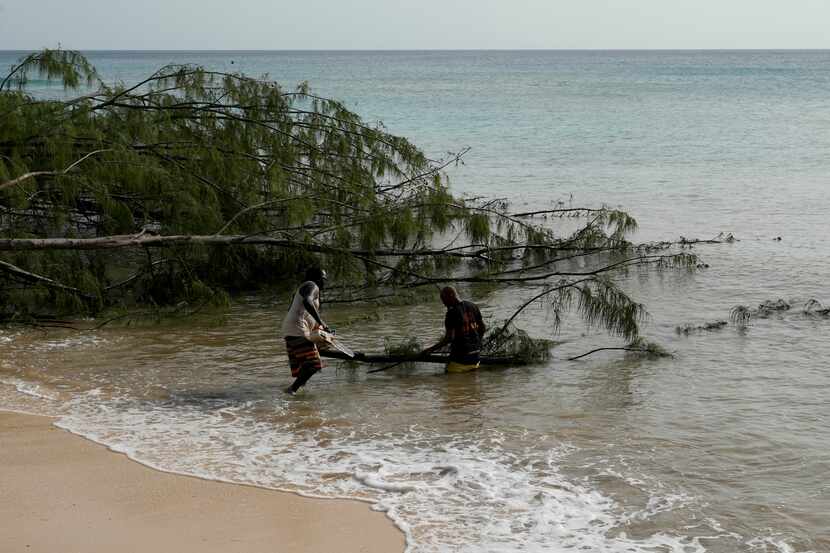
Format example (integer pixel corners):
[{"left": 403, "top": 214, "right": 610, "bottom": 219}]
[{"left": 1, "top": 50, "right": 829, "bottom": 552}]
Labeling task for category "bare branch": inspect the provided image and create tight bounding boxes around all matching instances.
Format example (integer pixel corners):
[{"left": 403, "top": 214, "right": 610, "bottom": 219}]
[
  {"left": 377, "top": 147, "right": 470, "bottom": 193},
  {"left": 511, "top": 207, "right": 611, "bottom": 217},
  {"left": 103, "top": 259, "right": 175, "bottom": 291},
  {"left": 0, "top": 260, "right": 94, "bottom": 299},
  {"left": 486, "top": 278, "right": 593, "bottom": 346},
  {"left": 567, "top": 346, "right": 673, "bottom": 361},
  {"left": 0, "top": 149, "right": 112, "bottom": 191}
]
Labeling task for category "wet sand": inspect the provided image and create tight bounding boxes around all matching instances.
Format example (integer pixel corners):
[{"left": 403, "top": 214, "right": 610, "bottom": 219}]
[{"left": 0, "top": 410, "right": 404, "bottom": 553}]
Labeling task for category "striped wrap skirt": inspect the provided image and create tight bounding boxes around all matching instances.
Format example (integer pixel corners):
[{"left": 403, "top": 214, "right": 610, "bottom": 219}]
[{"left": 284, "top": 336, "right": 322, "bottom": 377}]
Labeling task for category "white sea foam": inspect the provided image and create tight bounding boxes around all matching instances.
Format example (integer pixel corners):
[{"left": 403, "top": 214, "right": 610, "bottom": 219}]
[
  {"left": 354, "top": 471, "right": 419, "bottom": 494},
  {"left": 32, "top": 334, "right": 108, "bottom": 352},
  {"left": 747, "top": 535, "right": 816, "bottom": 553},
  {"left": 0, "top": 376, "right": 64, "bottom": 417},
  {"left": 50, "top": 390, "right": 713, "bottom": 553},
  {"left": 0, "top": 377, "right": 59, "bottom": 401}
]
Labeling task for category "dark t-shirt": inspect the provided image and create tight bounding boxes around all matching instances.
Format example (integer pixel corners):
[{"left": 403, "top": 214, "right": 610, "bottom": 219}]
[{"left": 444, "top": 300, "right": 484, "bottom": 363}]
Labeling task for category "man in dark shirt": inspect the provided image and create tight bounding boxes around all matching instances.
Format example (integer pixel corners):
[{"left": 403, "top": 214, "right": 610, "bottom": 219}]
[{"left": 425, "top": 286, "right": 486, "bottom": 373}]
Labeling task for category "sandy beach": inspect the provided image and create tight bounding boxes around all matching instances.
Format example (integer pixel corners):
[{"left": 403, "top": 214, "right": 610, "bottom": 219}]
[{"left": 0, "top": 410, "right": 404, "bottom": 553}]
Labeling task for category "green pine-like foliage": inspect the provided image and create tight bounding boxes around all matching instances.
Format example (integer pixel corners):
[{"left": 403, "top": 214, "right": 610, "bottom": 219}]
[
  {"left": 1, "top": 50, "right": 696, "bottom": 350},
  {"left": 0, "top": 51, "right": 468, "bottom": 314}
]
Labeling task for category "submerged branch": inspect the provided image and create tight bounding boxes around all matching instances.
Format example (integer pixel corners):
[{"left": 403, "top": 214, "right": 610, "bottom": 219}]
[
  {"left": 567, "top": 339, "right": 672, "bottom": 361},
  {"left": 566, "top": 347, "right": 664, "bottom": 361},
  {"left": 320, "top": 349, "right": 524, "bottom": 367}
]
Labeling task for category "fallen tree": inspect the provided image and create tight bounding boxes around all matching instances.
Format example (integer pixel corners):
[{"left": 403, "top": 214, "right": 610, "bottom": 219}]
[{"left": 1, "top": 49, "right": 701, "bottom": 358}]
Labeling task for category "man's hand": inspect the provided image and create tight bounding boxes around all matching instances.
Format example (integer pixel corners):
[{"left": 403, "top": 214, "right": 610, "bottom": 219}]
[
  {"left": 423, "top": 341, "right": 446, "bottom": 355},
  {"left": 424, "top": 331, "right": 451, "bottom": 354}
]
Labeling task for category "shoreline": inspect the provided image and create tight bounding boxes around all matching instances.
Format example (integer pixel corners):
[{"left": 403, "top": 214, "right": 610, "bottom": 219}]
[{"left": 0, "top": 410, "right": 405, "bottom": 553}]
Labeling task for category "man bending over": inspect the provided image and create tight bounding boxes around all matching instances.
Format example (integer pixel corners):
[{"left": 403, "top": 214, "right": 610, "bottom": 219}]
[{"left": 426, "top": 286, "right": 486, "bottom": 373}]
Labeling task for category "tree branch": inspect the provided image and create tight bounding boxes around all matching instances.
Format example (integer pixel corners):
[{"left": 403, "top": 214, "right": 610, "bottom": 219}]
[
  {"left": 0, "top": 149, "right": 111, "bottom": 191},
  {"left": 566, "top": 346, "right": 671, "bottom": 361},
  {"left": 485, "top": 278, "right": 593, "bottom": 348},
  {"left": 103, "top": 258, "right": 175, "bottom": 291},
  {"left": 0, "top": 260, "right": 94, "bottom": 299},
  {"left": 377, "top": 147, "right": 470, "bottom": 193},
  {"left": 319, "top": 349, "right": 522, "bottom": 367},
  {"left": 511, "top": 207, "right": 612, "bottom": 217}
]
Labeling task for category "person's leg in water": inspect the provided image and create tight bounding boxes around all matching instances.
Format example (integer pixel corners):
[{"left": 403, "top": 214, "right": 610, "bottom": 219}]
[
  {"left": 284, "top": 335, "right": 322, "bottom": 394},
  {"left": 285, "top": 361, "right": 320, "bottom": 394}
]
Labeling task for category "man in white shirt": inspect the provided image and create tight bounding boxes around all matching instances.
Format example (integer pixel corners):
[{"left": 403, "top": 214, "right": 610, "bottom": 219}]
[{"left": 281, "top": 267, "right": 330, "bottom": 394}]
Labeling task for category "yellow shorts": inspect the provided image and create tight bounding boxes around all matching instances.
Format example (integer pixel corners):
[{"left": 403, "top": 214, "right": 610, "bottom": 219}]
[{"left": 446, "top": 361, "right": 480, "bottom": 373}]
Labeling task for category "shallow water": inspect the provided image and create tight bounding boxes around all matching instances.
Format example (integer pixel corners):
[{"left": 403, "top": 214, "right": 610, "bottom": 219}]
[{"left": 2, "top": 50, "right": 829, "bottom": 552}]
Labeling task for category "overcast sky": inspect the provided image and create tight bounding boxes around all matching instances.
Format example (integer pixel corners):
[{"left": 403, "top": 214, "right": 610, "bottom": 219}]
[{"left": 1, "top": 0, "right": 829, "bottom": 50}]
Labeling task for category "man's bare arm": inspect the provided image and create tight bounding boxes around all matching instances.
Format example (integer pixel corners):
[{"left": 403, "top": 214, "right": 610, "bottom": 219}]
[{"left": 475, "top": 308, "right": 486, "bottom": 337}]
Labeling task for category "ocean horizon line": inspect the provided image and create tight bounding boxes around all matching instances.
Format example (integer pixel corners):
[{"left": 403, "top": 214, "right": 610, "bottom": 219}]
[{"left": 2, "top": 48, "right": 830, "bottom": 54}]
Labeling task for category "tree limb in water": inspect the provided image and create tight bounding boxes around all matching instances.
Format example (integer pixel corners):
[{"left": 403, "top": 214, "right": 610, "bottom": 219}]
[
  {"left": 567, "top": 341, "right": 673, "bottom": 361},
  {"left": 319, "top": 349, "right": 524, "bottom": 367}
]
